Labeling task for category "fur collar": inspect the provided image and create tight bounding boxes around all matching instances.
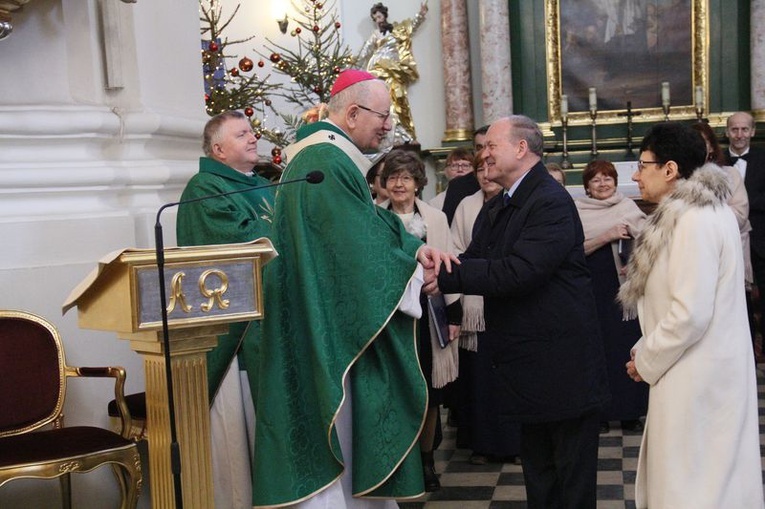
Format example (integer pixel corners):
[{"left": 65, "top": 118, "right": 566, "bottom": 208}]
[{"left": 617, "top": 163, "right": 732, "bottom": 318}]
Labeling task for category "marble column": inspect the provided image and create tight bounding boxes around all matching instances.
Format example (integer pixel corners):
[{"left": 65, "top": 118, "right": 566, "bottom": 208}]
[
  {"left": 478, "top": 0, "right": 513, "bottom": 124},
  {"left": 752, "top": 0, "right": 765, "bottom": 115},
  {"left": 440, "top": 0, "right": 474, "bottom": 142}
]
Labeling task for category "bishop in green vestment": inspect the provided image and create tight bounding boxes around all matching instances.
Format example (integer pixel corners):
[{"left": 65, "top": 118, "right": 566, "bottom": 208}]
[{"left": 252, "top": 71, "right": 442, "bottom": 507}]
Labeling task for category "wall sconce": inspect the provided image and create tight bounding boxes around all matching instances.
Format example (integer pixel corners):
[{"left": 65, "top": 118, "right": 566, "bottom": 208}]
[
  {"left": 276, "top": 14, "right": 288, "bottom": 34},
  {"left": 272, "top": 0, "right": 289, "bottom": 34},
  {"left": 0, "top": 0, "right": 30, "bottom": 41}
]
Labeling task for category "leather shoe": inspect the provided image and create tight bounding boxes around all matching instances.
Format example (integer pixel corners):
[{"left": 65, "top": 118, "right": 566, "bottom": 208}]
[
  {"left": 469, "top": 453, "right": 488, "bottom": 465},
  {"left": 622, "top": 419, "right": 644, "bottom": 432},
  {"left": 423, "top": 463, "right": 441, "bottom": 492},
  {"left": 599, "top": 421, "right": 610, "bottom": 434}
]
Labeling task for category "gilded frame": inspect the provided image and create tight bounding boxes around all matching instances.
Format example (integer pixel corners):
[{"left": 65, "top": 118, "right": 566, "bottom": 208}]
[{"left": 545, "top": 0, "right": 708, "bottom": 126}]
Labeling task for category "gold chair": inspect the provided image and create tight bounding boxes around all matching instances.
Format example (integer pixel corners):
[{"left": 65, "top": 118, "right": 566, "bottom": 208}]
[{"left": 0, "top": 309, "right": 142, "bottom": 508}]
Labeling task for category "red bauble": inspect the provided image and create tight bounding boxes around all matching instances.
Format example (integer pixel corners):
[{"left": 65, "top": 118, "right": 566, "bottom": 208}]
[
  {"left": 332, "top": 66, "right": 341, "bottom": 74},
  {"left": 273, "top": 155, "right": 283, "bottom": 165},
  {"left": 230, "top": 68, "right": 239, "bottom": 77},
  {"left": 271, "top": 147, "right": 282, "bottom": 157},
  {"left": 209, "top": 41, "right": 219, "bottom": 52},
  {"left": 255, "top": 132, "right": 262, "bottom": 139},
  {"left": 257, "top": 60, "right": 265, "bottom": 68},
  {"left": 312, "top": 25, "right": 320, "bottom": 32},
  {"left": 295, "top": 27, "right": 302, "bottom": 34},
  {"left": 244, "top": 107, "right": 254, "bottom": 117},
  {"left": 316, "top": 3, "right": 323, "bottom": 8},
  {"left": 239, "top": 57, "right": 254, "bottom": 72},
  {"left": 204, "top": 94, "right": 210, "bottom": 102},
  {"left": 270, "top": 53, "right": 281, "bottom": 63},
  {"left": 313, "top": 86, "right": 323, "bottom": 94},
  {"left": 334, "top": 21, "right": 341, "bottom": 29}
]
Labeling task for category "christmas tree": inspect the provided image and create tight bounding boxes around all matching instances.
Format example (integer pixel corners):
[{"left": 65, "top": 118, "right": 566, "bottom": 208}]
[
  {"left": 258, "top": 0, "right": 355, "bottom": 149},
  {"left": 200, "top": 0, "right": 281, "bottom": 142},
  {"left": 199, "top": 0, "right": 355, "bottom": 163}
]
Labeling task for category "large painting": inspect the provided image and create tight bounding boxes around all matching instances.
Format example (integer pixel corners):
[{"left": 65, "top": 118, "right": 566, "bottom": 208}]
[{"left": 546, "top": 0, "right": 708, "bottom": 123}]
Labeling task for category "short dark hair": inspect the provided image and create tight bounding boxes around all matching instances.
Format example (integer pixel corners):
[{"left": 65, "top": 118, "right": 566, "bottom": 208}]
[
  {"left": 370, "top": 3, "right": 389, "bottom": 19},
  {"left": 582, "top": 159, "right": 618, "bottom": 189},
  {"left": 473, "top": 125, "right": 489, "bottom": 138},
  {"left": 380, "top": 148, "right": 428, "bottom": 190},
  {"left": 640, "top": 122, "right": 707, "bottom": 179},
  {"left": 691, "top": 121, "right": 724, "bottom": 165}
]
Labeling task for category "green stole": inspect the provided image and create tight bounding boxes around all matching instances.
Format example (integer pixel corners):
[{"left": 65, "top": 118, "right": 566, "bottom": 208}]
[
  {"left": 176, "top": 156, "right": 274, "bottom": 402},
  {"left": 252, "top": 122, "right": 428, "bottom": 506}
]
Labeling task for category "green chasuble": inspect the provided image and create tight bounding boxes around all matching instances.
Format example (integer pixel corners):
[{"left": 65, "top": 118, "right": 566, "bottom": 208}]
[
  {"left": 176, "top": 156, "right": 274, "bottom": 402},
  {"left": 251, "top": 122, "right": 428, "bottom": 506}
]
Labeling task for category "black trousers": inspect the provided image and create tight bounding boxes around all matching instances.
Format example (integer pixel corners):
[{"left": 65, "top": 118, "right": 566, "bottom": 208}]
[{"left": 520, "top": 410, "right": 600, "bottom": 509}]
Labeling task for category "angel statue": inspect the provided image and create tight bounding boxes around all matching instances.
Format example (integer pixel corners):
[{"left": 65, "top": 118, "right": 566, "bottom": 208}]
[{"left": 357, "top": 2, "right": 428, "bottom": 146}]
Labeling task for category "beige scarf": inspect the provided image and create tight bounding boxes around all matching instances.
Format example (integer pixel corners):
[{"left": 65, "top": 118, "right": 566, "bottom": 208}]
[
  {"left": 378, "top": 198, "right": 460, "bottom": 388},
  {"left": 575, "top": 192, "right": 647, "bottom": 284}
]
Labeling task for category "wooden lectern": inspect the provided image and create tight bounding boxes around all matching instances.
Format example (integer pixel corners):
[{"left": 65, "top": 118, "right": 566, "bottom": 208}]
[{"left": 63, "top": 239, "right": 276, "bottom": 509}]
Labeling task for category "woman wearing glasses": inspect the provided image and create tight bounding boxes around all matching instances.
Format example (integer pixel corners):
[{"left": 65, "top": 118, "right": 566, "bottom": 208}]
[
  {"left": 378, "top": 148, "right": 461, "bottom": 492},
  {"left": 620, "top": 123, "right": 763, "bottom": 508},
  {"left": 574, "top": 160, "right": 648, "bottom": 434},
  {"left": 429, "top": 147, "right": 475, "bottom": 211}
]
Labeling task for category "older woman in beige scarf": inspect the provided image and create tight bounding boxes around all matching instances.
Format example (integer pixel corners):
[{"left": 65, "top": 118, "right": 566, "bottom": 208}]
[{"left": 575, "top": 159, "right": 648, "bottom": 434}]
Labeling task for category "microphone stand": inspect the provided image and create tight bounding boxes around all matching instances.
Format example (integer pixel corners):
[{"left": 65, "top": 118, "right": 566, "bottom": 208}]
[{"left": 151, "top": 171, "right": 323, "bottom": 507}]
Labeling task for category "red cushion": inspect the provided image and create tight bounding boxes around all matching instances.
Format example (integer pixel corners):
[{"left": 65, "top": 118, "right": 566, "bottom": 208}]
[{"left": 0, "top": 427, "right": 133, "bottom": 468}]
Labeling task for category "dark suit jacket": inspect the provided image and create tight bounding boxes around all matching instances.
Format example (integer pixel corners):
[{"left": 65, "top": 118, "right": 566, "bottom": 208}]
[
  {"left": 442, "top": 172, "right": 481, "bottom": 225},
  {"left": 726, "top": 146, "right": 765, "bottom": 257},
  {"left": 438, "top": 162, "right": 610, "bottom": 423}
]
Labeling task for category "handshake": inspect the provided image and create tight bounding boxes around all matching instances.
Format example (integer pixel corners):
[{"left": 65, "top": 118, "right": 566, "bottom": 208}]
[{"left": 416, "top": 245, "right": 460, "bottom": 295}]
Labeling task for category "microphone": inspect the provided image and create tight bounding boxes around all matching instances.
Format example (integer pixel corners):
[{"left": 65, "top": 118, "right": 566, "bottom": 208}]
[
  {"left": 158, "top": 170, "right": 325, "bottom": 215},
  {"left": 151, "top": 167, "right": 323, "bottom": 507}
]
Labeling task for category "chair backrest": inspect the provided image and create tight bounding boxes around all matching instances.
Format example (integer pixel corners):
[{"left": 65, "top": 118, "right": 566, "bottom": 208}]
[{"left": 0, "top": 310, "right": 66, "bottom": 436}]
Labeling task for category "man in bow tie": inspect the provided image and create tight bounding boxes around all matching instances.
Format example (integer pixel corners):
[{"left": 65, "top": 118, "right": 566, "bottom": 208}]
[{"left": 726, "top": 111, "right": 765, "bottom": 358}]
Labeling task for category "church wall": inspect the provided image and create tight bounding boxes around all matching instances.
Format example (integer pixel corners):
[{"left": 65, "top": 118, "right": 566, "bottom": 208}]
[{"left": 0, "top": 0, "right": 205, "bottom": 506}]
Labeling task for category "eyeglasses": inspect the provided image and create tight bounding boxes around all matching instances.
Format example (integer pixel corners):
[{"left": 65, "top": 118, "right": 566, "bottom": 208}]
[
  {"left": 388, "top": 174, "right": 414, "bottom": 184},
  {"left": 637, "top": 160, "right": 664, "bottom": 171},
  {"left": 356, "top": 104, "right": 390, "bottom": 122},
  {"left": 448, "top": 162, "right": 473, "bottom": 170}
]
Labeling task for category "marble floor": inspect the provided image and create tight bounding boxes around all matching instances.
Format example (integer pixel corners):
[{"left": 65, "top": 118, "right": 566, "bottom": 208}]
[{"left": 399, "top": 366, "right": 765, "bottom": 509}]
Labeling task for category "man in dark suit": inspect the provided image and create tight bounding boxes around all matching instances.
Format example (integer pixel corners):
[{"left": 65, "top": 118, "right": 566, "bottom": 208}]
[
  {"left": 725, "top": 111, "right": 765, "bottom": 352},
  {"left": 437, "top": 115, "right": 610, "bottom": 508}
]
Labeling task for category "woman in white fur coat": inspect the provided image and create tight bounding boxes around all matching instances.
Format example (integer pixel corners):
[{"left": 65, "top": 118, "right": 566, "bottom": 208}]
[{"left": 619, "top": 122, "right": 764, "bottom": 509}]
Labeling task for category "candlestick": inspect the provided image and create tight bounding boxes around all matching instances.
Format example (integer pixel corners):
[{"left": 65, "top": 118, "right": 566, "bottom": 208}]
[
  {"left": 590, "top": 109, "right": 598, "bottom": 158},
  {"left": 661, "top": 82, "right": 670, "bottom": 106},
  {"left": 589, "top": 87, "right": 597, "bottom": 111},
  {"left": 561, "top": 94, "right": 568, "bottom": 118},
  {"left": 561, "top": 115, "right": 572, "bottom": 169},
  {"left": 695, "top": 85, "right": 704, "bottom": 121}
]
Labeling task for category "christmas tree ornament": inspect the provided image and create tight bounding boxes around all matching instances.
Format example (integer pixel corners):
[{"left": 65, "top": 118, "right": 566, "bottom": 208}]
[
  {"left": 258, "top": 60, "right": 265, "bottom": 68},
  {"left": 312, "top": 25, "right": 320, "bottom": 32},
  {"left": 270, "top": 53, "right": 281, "bottom": 63},
  {"left": 273, "top": 155, "right": 283, "bottom": 165},
  {"left": 334, "top": 21, "right": 341, "bottom": 29},
  {"left": 209, "top": 41, "right": 219, "bottom": 52},
  {"left": 244, "top": 107, "right": 254, "bottom": 117},
  {"left": 230, "top": 68, "right": 239, "bottom": 77},
  {"left": 295, "top": 27, "right": 302, "bottom": 34},
  {"left": 239, "top": 57, "right": 254, "bottom": 72},
  {"left": 271, "top": 147, "right": 282, "bottom": 157}
]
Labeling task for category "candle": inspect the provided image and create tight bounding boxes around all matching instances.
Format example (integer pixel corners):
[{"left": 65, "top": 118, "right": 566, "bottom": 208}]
[
  {"left": 589, "top": 87, "right": 597, "bottom": 111},
  {"left": 661, "top": 82, "right": 670, "bottom": 106},
  {"left": 695, "top": 85, "right": 703, "bottom": 109},
  {"left": 561, "top": 94, "right": 568, "bottom": 116}
]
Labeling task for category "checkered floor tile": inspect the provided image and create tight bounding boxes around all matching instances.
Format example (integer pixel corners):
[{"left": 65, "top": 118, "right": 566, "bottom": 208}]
[{"left": 398, "top": 366, "right": 765, "bottom": 509}]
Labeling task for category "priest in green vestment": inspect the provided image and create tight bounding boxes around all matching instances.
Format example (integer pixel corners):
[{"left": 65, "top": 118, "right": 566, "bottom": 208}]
[
  {"left": 176, "top": 110, "right": 274, "bottom": 509},
  {"left": 251, "top": 70, "right": 452, "bottom": 508}
]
